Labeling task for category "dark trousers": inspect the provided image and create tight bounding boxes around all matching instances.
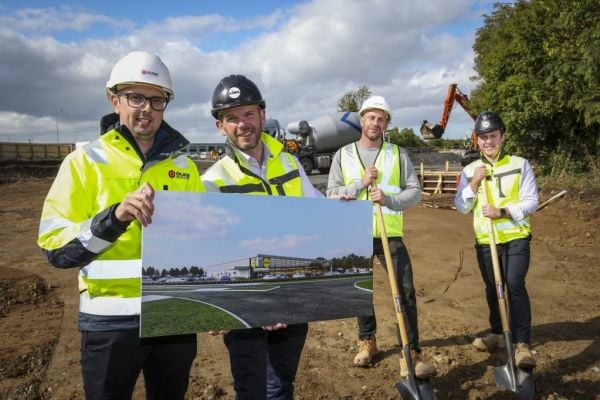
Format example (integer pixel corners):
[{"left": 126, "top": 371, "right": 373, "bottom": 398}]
[
  {"left": 476, "top": 236, "right": 532, "bottom": 344},
  {"left": 358, "top": 237, "right": 420, "bottom": 351},
  {"left": 81, "top": 330, "right": 196, "bottom": 400},
  {"left": 224, "top": 323, "right": 308, "bottom": 400}
]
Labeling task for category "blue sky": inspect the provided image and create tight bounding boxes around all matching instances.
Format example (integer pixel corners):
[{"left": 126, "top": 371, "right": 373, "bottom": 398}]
[
  {"left": 0, "top": 0, "right": 498, "bottom": 144},
  {"left": 142, "top": 191, "right": 373, "bottom": 273}
]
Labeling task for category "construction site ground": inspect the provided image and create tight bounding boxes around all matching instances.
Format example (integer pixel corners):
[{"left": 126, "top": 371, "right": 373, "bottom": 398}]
[{"left": 0, "top": 165, "right": 599, "bottom": 400}]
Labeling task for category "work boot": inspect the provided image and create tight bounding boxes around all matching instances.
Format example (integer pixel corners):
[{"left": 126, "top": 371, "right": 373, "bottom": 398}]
[
  {"left": 515, "top": 343, "right": 536, "bottom": 368},
  {"left": 353, "top": 336, "right": 378, "bottom": 367},
  {"left": 400, "top": 349, "right": 438, "bottom": 379},
  {"left": 472, "top": 333, "right": 505, "bottom": 352}
]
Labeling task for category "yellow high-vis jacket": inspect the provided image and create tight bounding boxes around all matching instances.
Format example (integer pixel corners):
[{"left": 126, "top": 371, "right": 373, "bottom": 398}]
[
  {"left": 340, "top": 141, "right": 404, "bottom": 238},
  {"left": 38, "top": 114, "right": 204, "bottom": 331},
  {"left": 202, "top": 133, "right": 303, "bottom": 196}
]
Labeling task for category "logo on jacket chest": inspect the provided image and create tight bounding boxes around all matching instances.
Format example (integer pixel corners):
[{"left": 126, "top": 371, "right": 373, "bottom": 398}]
[{"left": 168, "top": 170, "right": 190, "bottom": 179}]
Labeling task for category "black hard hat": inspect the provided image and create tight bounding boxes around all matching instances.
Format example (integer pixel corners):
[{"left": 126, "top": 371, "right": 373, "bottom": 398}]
[
  {"left": 211, "top": 74, "right": 266, "bottom": 119},
  {"left": 474, "top": 111, "right": 506, "bottom": 135}
]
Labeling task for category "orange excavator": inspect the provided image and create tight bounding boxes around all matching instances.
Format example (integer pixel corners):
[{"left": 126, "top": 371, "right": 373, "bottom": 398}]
[{"left": 420, "top": 83, "right": 480, "bottom": 165}]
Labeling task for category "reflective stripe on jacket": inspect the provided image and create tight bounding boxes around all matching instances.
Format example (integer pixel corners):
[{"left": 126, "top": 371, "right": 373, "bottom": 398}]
[
  {"left": 38, "top": 120, "right": 204, "bottom": 329},
  {"left": 202, "top": 133, "right": 303, "bottom": 196},
  {"left": 463, "top": 154, "right": 531, "bottom": 244},
  {"left": 340, "top": 142, "right": 403, "bottom": 238}
]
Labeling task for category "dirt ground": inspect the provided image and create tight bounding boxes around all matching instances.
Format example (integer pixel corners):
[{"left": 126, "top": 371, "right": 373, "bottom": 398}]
[{"left": 0, "top": 169, "right": 599, "bottom": 400}]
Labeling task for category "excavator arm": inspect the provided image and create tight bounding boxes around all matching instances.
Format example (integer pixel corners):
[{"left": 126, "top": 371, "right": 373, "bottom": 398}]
[
  {"left": 420, "top": 83, "right": 480, "bottom": 158},
  {"left": 420, "top": 83, "right": 477, "bottom": 139}
]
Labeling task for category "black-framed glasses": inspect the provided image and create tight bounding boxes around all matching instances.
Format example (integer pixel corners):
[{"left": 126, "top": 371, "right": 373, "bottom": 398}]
[{"left": 118, "top": 92, "right": 170, "bottom": 111}]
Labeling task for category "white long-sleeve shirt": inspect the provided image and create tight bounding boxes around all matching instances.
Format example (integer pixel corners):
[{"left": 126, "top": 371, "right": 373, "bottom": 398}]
[{"left": 454, "top": 157, "right": 538, "bottom": 221}]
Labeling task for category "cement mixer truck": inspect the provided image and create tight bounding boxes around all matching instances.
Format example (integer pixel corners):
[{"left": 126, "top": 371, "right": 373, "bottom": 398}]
[{"left": 280, "top": 112, "right": 362, "bottom": 174}]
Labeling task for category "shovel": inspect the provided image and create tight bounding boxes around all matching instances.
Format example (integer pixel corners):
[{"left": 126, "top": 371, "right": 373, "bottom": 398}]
[
  {"left": 374, "top": 200, "right": 437, "bottom": 400},
  {"left": 481, "top": 179, "right": 535, "bottom": 399}
]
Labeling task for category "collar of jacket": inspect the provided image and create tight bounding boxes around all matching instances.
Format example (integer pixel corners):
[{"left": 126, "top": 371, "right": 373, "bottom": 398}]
[
  {"left": 222, "top": 131, "right": 283, "bottom": 161},
  {"left": 98, "top": 113, "right": 190, "bottom": 162},
  {"left": 480, "top": 148, "right": 507, "bottom": 165}
]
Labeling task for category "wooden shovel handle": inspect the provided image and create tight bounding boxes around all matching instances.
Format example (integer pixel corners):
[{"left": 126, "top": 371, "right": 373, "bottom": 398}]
[
  {"left": 374, "top": 198, "right": 412, "bottom": 347},
  {"left": 480, "top": 177, "right": 511, "bottom": 333}
]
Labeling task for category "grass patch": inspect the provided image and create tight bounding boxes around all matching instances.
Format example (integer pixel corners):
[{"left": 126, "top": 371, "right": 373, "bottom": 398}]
[
  {"left": 141, "top": 297, "right": 245, "bottom": 337},
  {"left": 356, "top": 279, "right": 373, "bottom": 290}
]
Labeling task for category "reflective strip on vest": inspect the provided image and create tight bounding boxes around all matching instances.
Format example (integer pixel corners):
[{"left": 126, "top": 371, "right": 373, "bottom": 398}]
[
  {"left": 340, "top": 142, "right": 403, "bottom": 238},
  {"left": 79, "top": 259, "right": 141, "bottom": 316},
  {"left": 80, "top": 295, "right": 141, "bottom": 316},
  {"left": 77, "top": 219, "right": 112, "bottom": 253},
  {"left": 38, "top": 215, "right": 72, "bottom": 237},
  {"left": 84, "top": 140, "right": 109, "bottom": 164},
  {"left": 464, "top": 155, "right": 531, "bottom": 244},
  {"left": 173, "top": 154, "right": 190, "bottom": 168}
]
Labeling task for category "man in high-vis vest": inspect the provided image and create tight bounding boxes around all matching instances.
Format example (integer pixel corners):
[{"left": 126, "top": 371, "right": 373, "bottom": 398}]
[
  {"left": 454, "top": 111, "right": 538, "bottom": 368},
  {"left": 202, "top": 75, "right": 323, "bottom": 400},
  {"left": 326, "top": 95, "right": 437, "bottom": 379},
  {"left": 37, "top": 51, "right": 203, "bottom": 400}
]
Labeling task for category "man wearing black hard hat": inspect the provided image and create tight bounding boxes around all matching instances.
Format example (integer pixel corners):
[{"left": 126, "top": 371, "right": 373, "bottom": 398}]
[
  {"left": 455, "top": 111, "right": 539, "bottom": 368},
  {"left": 202, "top": 74, "right": 323, "bottom": 400}
]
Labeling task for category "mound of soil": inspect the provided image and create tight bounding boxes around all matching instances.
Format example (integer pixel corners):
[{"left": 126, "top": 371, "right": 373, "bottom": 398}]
[
  {"left": 0, "top": 268, "right": 63, "bottom": 400},
  {"left": 0, "top": 172, "right": 598, "bottom": 399}
]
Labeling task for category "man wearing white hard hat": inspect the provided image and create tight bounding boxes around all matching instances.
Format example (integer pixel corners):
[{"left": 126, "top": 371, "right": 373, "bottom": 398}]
[
  {"left": 38, "top": 51, "right": 204, "bottom": 399},
  {"left": 327, "top": 95, "right": 437, "bottom": 378}
]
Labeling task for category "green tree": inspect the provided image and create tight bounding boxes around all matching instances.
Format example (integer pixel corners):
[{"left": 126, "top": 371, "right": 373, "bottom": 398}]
[
  {"left": 428, "top": 138, "right": 466, "bottom": 150},
  {"left": 387, "top": 127, "right": 427, "bottom": 148},
  {"left": 337, "top": 85, "right": 371, "bottom": 112},
  {"left": 470, "top": 0, "right": 600, "bottom": 174}
]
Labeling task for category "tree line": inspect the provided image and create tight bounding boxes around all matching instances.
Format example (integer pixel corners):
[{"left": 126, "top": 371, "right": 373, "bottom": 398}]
[
  {"left": 338, "top": 0, "right": 599, "bottom": 176},
  {"left": 330, "top": 253, "right": 371, "bottom": 270},
  {"left": 143, "top": 266, "right": 206, "bottom": 278}
]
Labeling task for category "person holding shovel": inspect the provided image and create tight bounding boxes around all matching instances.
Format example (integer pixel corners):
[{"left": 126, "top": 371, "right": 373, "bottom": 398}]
[
  {"left": 326, "top": 95, "right": 437, "bottom": 379},
  {"left": 455, "top": 111, "right": 538, "bottom": 368}
]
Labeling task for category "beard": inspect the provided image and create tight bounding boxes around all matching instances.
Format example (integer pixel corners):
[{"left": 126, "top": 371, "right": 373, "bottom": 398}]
[
  {"left": 366, "top": 129, "right": 382, "bottom": 141},
  {"left": 230, "top": 123, "right": 263, "bottom": 151}
]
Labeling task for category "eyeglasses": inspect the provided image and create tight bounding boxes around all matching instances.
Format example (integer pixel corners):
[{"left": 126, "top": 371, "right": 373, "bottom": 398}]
[{"left": 117, "top": 92, "right": 170, "bottom": 111}]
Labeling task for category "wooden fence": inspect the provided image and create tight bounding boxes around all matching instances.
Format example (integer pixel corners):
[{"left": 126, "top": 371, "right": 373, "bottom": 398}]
[
  {"left": 0, "top": 142, "right": 74, "bottom": 161},
  {"left": 418, "top": 161, "right": 461, "bottom": 194}
]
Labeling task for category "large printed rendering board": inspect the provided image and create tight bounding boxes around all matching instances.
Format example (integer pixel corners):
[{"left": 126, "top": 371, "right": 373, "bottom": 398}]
[{"left": 141, "top": 191, "right": 374, "bottom": 338}]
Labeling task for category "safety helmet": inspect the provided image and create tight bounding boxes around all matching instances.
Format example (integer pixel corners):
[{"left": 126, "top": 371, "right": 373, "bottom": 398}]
[
  {"left": 211, "top": 74, "right": 265, "bottom": 119},
  {"left": 106, "top": 51, "right": 174, "bottom": 100},
  {"left": 359, "top": 95, "right": 392, "bottom": 121},
  {"left": 474, "top": 111, "right": 505, "bottom": 135}
]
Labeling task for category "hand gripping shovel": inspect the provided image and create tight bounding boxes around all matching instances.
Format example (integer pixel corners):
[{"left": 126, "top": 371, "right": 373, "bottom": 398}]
[
  {"left": 374, "top": 200, "right": 436, "bottom": 400},
  {"left": 481, "top": 180, "right": 535, "bottom": 399}
]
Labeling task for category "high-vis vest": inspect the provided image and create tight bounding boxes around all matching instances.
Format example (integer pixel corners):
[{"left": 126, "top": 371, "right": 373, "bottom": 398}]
[
  {"left": 340, "top": 142, "right": 403, "bottom": 238},
  {"left": 38, "top": 128, "right": 203, "bottom": 322},
  {"left": 463, "top": 154, "right": 531, "bottom": 244},
  {"left": 202, "top": 133, "right": 303, "bottom": 196}
]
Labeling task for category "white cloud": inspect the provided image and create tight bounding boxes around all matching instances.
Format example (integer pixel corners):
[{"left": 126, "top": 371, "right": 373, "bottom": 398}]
[
  {"left": 150, "top": 194, "right": 241, "bottom": 241},
  {"left": 0, "top": 0, "right": 493, "bottom": 144},
  {"left": 0, "top": 6, "right": 120, "bottom": 33},
  {"left": 239, "top": 234, "right": 319, "bottom": 252}
]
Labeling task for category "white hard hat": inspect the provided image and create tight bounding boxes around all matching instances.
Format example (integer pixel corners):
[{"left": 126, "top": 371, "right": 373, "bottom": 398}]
[
  {"left": 359, "top": 95, "right": 391, "bottom": 121},
  {"left": 106, "top": 51, "right": 174, "bottom": 99}
]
